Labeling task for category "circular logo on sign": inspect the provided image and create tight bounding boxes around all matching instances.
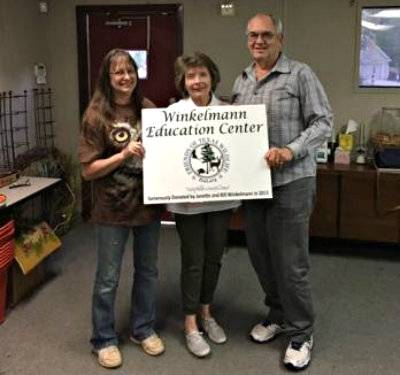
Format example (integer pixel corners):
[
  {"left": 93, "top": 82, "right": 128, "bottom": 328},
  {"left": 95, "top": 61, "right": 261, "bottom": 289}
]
[{"left": 183, "top": 138, "right": 230, "bottom": 182}]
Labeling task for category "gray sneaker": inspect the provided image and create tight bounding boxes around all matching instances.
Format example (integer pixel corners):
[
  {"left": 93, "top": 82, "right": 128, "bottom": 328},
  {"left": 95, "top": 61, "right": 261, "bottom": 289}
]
[
  {"left": 185, "top": 331, "right": 211, "bottom": 358},
  {"left": 250, "top": 320, "right": 283, "bottom": 343},
  {"left": 202, "top": 318, "right": 227, "bottom": 344}
]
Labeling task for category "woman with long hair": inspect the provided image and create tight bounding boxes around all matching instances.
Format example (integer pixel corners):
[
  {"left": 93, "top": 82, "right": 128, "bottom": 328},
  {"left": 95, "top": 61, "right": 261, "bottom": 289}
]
[{"left": 79, "top": 49, "right": 164, "bottom": 369}]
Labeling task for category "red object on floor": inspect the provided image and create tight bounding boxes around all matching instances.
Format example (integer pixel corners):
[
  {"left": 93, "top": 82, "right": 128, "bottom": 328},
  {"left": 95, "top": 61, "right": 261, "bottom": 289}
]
[
  {"left": 0, "top": 220, "right": 15, "bottom": 324},
  {"left": 0, "top": 266, "right": 8, "bottom": 324},
  {"left": 0, "top": 242, "right": 14, "bottom": 268},
  {"left": 0, "top": 220, "right": 14, "bottom": 245}
]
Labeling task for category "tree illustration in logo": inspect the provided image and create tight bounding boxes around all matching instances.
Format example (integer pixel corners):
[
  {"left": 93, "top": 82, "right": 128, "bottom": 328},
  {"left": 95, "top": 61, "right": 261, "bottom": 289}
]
[
  {"left": 201, "top": 143, "right": 217, "bottom": 174},
  {"left": 186, "top": 140, "right": 226, "bottom": 180},
  {"left": 189, "top": 143, "right": 222, "bottom": 177}
]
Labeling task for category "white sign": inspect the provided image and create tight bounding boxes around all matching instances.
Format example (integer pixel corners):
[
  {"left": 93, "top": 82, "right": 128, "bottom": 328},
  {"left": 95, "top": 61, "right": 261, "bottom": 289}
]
[{"left": 142, "top": 104, "right": 272, "bottom": 204}]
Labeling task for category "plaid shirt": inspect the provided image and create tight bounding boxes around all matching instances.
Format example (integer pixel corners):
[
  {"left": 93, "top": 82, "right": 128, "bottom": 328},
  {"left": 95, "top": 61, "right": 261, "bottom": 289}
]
[{"left": 232, "top": 54, "right": 333, "bottom": 187}]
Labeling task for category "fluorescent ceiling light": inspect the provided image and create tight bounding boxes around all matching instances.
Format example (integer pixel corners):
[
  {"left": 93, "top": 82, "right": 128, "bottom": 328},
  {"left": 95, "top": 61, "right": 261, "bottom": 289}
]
[
  {"left": 370, "top": 9, "right": 400, "bottom": 18},
  {"left": 362, "top": 20, "right": 393, "bottom": 31}
]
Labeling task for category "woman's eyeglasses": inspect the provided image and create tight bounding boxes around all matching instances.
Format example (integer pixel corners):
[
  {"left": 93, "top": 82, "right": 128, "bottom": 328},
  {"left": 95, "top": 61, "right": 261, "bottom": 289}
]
[{"left": 109, "top": 68, "right": 136, "bottom": 77}]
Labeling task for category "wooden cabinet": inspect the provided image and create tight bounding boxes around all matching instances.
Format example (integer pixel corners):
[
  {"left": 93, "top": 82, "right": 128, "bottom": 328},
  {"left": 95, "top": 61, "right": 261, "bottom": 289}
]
[
  {"left": 230, "top": 164, "right": 400, "bottom": 243},
  {"left": 310, "top": 170, "right": 340, "bottom": 238},
  {"left": 311, "top": 164, "right": 400, "bottom": 243}
]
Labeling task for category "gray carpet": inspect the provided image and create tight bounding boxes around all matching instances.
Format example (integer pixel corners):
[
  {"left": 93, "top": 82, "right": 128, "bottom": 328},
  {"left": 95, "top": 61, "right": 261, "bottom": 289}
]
[{"left": 0, "top": 221, "right": 399, "bottom": 375}]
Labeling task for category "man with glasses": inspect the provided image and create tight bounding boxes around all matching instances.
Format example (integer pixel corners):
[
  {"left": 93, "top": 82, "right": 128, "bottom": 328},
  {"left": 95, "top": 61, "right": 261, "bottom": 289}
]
[{"left": 232, "top": 13, "right": 333, "bottom": 371}]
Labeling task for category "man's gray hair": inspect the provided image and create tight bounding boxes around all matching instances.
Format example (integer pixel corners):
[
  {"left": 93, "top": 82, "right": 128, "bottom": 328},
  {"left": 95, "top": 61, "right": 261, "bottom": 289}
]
[{"left": 247, "top": 13, "right": 284, "bottom": 36}]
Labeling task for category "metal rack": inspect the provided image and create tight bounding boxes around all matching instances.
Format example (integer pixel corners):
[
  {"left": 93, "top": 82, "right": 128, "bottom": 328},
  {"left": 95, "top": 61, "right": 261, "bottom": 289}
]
[
  {"left": 0, "top": 91, "right": 30, "bottom": 173},
  {"left": 0, "top": 89, "right": 55, "bottom": 173},
  {"left": 33, "top": 88, "right": 55, "bottom": 148}
]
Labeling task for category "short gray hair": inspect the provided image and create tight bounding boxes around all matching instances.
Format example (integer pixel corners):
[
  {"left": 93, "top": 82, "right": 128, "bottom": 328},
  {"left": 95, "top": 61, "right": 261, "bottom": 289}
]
[{"left": 247, "top": 13, "right": 284, "bottom": 36}]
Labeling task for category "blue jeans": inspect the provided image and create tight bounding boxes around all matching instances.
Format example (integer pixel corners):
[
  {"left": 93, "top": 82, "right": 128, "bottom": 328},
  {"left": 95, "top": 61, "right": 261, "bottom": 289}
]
[{"left": 90, "top": 220, "right": 161, "bottom": 350}]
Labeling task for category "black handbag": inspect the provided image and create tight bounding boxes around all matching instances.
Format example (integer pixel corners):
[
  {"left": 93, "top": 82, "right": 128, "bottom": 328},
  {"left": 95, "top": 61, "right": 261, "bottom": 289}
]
[{"left": 374, "top": 148, "right": 400, "bottom": 168}]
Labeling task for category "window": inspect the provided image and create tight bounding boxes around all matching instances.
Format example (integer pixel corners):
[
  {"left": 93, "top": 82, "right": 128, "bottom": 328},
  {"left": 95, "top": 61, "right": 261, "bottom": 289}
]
[
  {"left": 359, "top": 7, "right": 400, "bottom": 88},
  {"left": 127, "top": 50, "right": 148, "bottom": 79}
]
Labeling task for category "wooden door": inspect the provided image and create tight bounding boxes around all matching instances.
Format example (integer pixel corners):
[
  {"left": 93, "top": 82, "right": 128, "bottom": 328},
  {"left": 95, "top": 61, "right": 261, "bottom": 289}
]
[{"left": 76, "top": 5, "right": 183, "bottom": 219}]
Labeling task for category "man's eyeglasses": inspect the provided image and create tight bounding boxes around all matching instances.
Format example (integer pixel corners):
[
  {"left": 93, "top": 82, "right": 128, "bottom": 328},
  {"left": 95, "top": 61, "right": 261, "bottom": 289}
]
[
  {"left": 109, "top": 69, "right": 136, "bottom": 77},
  {"left": 246, "top": 31, "right": 276, "bottom": 42}
]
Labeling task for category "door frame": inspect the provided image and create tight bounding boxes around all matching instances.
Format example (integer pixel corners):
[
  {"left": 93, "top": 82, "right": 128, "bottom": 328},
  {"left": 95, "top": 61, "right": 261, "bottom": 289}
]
[
  {"left": 76, "top": 3, "right": 183, "bottom": 117},
  {"left": 76, "top": 4, "right": 183, "bottom": 220}
]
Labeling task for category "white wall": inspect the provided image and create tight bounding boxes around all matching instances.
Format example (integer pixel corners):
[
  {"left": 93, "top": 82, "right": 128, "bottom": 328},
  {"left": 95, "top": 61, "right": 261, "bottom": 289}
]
[
  {"left": 1, "top": 0, "right": 399, "bottom": 156},
  {"left": 283, "top": 0, "right": 400, "bottom": 137},
  {"left": 0, "top": 0, "right": 50, "bottom": 155},
  {"left": 0, "top": 0, "right": 48, "bottom": 91}
]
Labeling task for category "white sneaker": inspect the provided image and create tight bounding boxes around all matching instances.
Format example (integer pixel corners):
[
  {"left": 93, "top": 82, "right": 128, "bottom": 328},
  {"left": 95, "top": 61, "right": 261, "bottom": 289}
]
[
  {"left": 249, "top": 320, "right": 283, "bottom": 343},
  {"left": 202, "top": 318, "right": 227, "bottom": 344},
  {"left": 283, "top": 336, "right": 313, "bottom": 371},
  {"left": 185, "top": 331, "right": 211, "bottom": 358}
]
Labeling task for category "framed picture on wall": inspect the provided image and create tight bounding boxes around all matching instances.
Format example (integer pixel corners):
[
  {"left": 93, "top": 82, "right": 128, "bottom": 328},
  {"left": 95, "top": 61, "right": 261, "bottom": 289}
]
[{"left": 357, "top": 6, "right": 400, "bottom": 88}]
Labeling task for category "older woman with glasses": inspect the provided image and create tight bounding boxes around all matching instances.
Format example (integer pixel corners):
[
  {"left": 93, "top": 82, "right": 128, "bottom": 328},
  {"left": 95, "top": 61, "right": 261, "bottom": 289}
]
[
  {"left": 79, "top": 49, "right": 164, "bottom": 369},
  {"left": 168, "top": 52, "right": 240, "bottom": 358}
]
